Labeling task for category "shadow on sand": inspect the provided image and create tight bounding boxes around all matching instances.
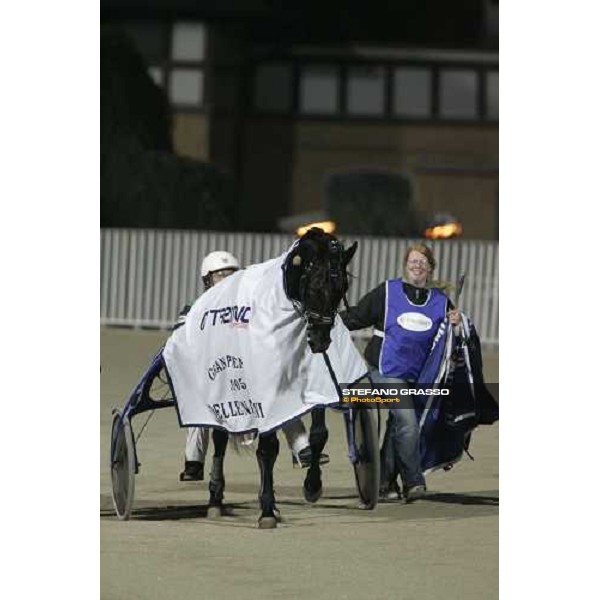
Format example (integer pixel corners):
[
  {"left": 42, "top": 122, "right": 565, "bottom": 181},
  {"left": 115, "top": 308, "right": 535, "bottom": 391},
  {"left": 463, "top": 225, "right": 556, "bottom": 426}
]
[
  {"left": 100, "top": 501, "right": 256, "bottom": 521},
  {"left": 422, "top": 492, "right": 499, "bottom": 507},
  {"left": 101, "top": 489, "right": 498, "bottom": 522}
]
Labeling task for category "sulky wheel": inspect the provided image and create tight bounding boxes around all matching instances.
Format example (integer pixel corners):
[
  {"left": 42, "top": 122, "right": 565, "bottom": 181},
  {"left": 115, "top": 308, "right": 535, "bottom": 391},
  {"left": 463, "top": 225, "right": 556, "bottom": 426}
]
[
  {"left": 110, "top": 410, "right": 136, "bottom": 520},
  {"left": 351, "top": 408, "right": 380, "bottom": 510}
]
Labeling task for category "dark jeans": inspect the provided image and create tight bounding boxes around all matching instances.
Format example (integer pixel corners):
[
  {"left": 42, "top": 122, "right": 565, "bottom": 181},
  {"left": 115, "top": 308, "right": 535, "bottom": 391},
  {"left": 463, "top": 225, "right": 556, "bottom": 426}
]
[{"left": 370, "top": 369, "right": 425, "bottom": 490}]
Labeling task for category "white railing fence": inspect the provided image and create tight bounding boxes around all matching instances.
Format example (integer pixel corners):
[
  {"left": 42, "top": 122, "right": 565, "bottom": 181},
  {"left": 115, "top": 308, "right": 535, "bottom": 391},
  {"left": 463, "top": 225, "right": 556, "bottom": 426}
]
[{"left": 101, "top": 229, "right": 498, "bottom": 345}]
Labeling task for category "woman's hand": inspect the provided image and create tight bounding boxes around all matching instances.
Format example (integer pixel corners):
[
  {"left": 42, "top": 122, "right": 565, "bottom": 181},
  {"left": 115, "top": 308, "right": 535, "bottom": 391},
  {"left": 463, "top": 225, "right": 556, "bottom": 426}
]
[{"left": 448, "top": 309, "right": 461, "bottom": 325}]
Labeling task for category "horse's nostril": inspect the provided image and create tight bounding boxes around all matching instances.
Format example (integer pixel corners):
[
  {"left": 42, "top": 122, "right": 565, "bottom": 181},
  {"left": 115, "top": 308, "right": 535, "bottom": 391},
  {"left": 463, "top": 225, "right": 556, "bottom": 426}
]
[{"left": 308, "top": 336, "right": 331, "bottom": 354}]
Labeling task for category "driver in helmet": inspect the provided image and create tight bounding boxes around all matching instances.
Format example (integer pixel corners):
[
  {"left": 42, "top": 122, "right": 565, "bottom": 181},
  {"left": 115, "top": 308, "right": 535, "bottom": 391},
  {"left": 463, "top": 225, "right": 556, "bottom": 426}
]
[{"left": 178, "top": 251, "right": 241, "bottom": 481}]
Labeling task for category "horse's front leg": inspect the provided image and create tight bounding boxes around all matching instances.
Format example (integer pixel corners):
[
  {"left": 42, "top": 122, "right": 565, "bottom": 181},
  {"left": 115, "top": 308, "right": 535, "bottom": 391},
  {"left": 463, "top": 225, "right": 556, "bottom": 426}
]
[
  {"left": 256, "top": 431, "right": 279, "bottom": 529},
  {"left": 303, "top": 407, "right": 328, "bottom": 503},
  {"left": 207, "top": 429, "right": 228, "bottom": 518}
]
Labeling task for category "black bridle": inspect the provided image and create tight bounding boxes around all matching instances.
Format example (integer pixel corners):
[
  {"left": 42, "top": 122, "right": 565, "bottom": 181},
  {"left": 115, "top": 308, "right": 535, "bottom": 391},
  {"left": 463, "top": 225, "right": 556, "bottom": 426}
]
[{"left": 284, "top": 234, "right": 350, "bottom": 326}]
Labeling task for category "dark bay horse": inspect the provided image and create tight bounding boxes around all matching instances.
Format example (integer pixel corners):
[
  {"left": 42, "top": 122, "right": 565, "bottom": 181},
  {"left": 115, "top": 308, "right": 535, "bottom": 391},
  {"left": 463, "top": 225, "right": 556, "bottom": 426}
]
[{"left": 202, "top": 228, "right": 358, "bottom": 528}]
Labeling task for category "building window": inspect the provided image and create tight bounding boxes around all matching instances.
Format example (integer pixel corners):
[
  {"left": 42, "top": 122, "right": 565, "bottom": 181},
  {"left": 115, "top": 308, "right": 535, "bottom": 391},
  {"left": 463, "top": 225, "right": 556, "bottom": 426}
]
[
  {"left": 169, "top": 69, "right": 204, "bottom": 106},
  {"left": 486, "top": 71, "right": 499, "bottom": 120},
  {"left": 347, "top": 66, "right": 385, "bottom": 115},
  {"left": 300, "top": 65, "right": 339, "bottom": 114},
  {"left": 254, "top": 63, "right": 293, "bottom": 113},
  {"left": 171, "top": 22, "right": 206, "bottom": 61},
  {"left": 393, "top": 67, "right": 431, "bottom": 118},
  {"left": 439, "top": 69, "right": 478, "bottom": 119}
]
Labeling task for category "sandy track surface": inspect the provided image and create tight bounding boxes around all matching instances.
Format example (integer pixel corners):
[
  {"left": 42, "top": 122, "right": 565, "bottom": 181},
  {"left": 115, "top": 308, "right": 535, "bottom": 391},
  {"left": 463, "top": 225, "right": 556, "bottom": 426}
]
[{"left": 101, "top": 328, "right": 498, "bottom": 600}]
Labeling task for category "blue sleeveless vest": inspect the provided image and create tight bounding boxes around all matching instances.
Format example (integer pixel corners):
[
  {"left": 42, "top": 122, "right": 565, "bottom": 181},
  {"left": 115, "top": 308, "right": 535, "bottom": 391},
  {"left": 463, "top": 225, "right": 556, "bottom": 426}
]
[{"left": 379, "top": 279, "right": 447, "bottom": 380}]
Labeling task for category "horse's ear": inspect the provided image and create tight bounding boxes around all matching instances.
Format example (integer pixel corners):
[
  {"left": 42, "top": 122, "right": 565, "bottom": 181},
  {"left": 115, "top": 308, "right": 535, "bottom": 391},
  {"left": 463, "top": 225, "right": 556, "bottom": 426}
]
[{"left": 343, "top": 241, "right": 358, "bottom": 267}]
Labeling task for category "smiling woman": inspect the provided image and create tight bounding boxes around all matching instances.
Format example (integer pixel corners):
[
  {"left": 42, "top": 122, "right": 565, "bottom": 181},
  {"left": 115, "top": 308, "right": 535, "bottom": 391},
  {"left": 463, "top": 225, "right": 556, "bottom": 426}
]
[
  {"left": 340, "top": 241, "right": 460, "bottom": 502},
  {"left": 403, "top": 243, "right": 436, "bottom": 286}
]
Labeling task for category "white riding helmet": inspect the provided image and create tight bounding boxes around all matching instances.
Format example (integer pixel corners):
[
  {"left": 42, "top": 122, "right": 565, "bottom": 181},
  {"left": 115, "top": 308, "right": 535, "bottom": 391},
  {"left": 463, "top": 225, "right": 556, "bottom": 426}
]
[
  {"left": 201, "top": 251, "right": 240, "bottom": 277},
  {"left": 200, "top": 251, "right": 240, "bottom": 289}
]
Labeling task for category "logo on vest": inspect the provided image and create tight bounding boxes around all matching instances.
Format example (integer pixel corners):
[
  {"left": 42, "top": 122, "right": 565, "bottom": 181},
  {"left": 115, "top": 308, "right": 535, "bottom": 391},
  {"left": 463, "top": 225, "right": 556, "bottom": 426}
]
[
  {"left": 200, "top": 306, "right": 251, "bottom": 330},
  {"left": 397, "top": 312, "right": 433, "bottom": 332}
]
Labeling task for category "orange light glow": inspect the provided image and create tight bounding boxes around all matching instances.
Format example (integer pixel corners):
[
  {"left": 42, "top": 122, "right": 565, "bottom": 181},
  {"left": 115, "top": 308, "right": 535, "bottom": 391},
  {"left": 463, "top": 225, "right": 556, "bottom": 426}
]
[
  {"left": 424, "top": 222, "right": 464, "bottom": 240},
  {"left": 296, "top": 221, "right": 337, "bottom": 237}
]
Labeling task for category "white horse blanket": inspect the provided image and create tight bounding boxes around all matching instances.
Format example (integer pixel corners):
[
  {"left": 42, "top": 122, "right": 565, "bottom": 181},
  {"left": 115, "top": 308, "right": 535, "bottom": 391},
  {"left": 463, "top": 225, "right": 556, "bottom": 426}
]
[{"left": 163, "top": 251, "right": 367, "bottom": 434}]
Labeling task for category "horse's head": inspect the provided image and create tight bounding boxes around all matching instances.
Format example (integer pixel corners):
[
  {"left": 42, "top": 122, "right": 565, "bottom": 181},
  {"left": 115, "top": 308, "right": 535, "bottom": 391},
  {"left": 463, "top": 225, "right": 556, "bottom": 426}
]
[{"left": 283, "top": 227, "right": 358, "bottom": 353}]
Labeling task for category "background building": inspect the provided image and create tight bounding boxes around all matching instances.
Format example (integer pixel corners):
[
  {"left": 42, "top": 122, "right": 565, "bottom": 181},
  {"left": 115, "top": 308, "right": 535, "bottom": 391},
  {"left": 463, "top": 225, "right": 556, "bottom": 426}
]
[{"left": 101, "top": 0, "right": 499, "bottom": 239}]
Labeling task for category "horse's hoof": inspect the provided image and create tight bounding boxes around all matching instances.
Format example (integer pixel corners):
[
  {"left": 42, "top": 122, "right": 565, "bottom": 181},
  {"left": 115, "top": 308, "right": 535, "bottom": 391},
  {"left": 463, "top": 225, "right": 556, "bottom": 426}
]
[
  {"left": 207, "top": 505, "right": 223, "bottom": 519},
  {"left": 303, "top": 484, "right": 322, "bottom": 504},
  {"left": 257, "top": 516, "right": 278, "bottom": 529}
]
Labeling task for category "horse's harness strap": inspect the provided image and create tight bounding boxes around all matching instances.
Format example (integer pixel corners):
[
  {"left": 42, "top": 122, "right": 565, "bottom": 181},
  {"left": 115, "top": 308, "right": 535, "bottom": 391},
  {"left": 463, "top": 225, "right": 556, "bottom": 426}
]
[{"left": 292, "top": 298, "right": 335, "bottom": 325}]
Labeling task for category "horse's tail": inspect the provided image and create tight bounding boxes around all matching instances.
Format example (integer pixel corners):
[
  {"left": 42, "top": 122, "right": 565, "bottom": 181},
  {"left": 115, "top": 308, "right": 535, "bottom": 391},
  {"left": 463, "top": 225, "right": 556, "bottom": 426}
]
[{"left": 228, "top": 431, "right": 259, "bottom": 456}]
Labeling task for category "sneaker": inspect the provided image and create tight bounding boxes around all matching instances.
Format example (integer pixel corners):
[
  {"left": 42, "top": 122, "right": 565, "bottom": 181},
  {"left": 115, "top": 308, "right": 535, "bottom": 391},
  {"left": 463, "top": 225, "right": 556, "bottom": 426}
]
[
  {"left": 179, "top": 461, "right": 204, "bottom": 481},
  {"left": 379, "top": 480, "right": 401, "bottom": 501},
  {"left": 292, "top": 447, "right": 330, "bottom": 469},
  {"left": 405, "top": 484, "right": 426, "bottom": 502}
]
